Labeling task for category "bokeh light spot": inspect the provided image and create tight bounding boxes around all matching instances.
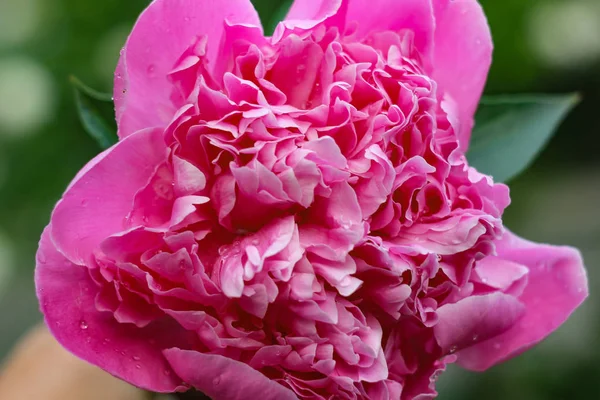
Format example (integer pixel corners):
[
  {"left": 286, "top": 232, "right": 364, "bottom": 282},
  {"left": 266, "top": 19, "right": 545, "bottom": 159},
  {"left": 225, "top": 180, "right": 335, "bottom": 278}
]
[
  {"left": 0, "top": 56, "right": 56, "bottom": 137},
  {"left": 528, "top": 0, "right": 600, "bottom": 69}
]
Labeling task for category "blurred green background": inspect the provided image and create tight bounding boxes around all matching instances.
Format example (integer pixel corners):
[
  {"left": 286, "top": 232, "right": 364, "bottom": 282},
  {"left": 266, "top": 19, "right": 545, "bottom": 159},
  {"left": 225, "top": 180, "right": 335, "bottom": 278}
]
[{"left": 0, "top": 0, "right": 598, "bottom": 398}]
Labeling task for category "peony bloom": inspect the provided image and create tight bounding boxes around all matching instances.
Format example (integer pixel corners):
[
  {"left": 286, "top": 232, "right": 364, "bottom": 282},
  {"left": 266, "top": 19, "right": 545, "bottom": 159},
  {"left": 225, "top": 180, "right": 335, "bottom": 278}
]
[{"left": 36, "top": 0, "right": 588, "bottom": 399}]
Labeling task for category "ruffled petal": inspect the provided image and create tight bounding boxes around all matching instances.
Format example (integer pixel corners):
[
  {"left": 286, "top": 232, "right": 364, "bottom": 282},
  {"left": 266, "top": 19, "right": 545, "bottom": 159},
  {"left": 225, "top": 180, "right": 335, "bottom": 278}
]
[
  {"left": 345, "top": 0, "right": 435, "bottom": 60},
  {"left": 456, "top": 231, "right": 588, "bottom": 371}
]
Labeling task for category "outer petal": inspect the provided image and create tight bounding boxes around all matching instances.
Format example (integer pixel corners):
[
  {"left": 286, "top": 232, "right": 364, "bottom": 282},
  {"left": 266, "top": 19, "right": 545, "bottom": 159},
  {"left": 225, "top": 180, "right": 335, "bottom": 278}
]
[
  {"left": 35, "top": 227, "right": 191, "bottom": 392},
  {"left": 51, "top": 128, "right": 166, "bottom": 265},
  {"left": 456, "top": 231, "right": 588, "bottom": 371},
  {"left": 164, "top": 348, "right": 298, "bottom": 400},
  {"left": 115, "top": 0, "right": 262, "bottom": 137},
  {"left": 432, "top": 0, "right": 492, "bottom": 150}
]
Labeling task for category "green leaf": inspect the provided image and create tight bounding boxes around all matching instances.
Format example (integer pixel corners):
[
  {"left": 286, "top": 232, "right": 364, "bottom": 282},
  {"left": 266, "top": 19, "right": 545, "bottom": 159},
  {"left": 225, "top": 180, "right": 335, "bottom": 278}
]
[
  {"left": 467, "top": 94, "right": 580, "bottom": 183},
  {"left": 265, "top": 0, "right": 293, "bottom": 35},
  {"left": 70, "top": 76, "right": 118, "bottom": 150}
]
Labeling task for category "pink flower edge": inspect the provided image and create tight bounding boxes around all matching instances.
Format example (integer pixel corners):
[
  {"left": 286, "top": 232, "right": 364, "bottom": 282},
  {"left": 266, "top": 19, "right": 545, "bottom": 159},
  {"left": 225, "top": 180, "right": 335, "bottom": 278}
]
[{"left": 35, "top": 0, "right": 588, "bottom": 399}]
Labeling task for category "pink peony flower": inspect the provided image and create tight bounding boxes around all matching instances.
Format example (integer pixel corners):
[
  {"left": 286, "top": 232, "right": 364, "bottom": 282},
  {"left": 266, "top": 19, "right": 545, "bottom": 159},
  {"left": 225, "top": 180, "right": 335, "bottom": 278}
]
[{"left": 35, "top": 0, "right": 588, "bottom": 399}]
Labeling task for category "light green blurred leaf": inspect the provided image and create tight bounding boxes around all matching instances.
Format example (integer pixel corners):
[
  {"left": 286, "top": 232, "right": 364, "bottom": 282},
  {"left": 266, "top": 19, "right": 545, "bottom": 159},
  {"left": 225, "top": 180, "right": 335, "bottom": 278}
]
[
  {"left": 467, "top": 94, "right": 580, "bottom": 183},
  {"left": 70, "top": 76, "right": 117, "bottom": 149}
]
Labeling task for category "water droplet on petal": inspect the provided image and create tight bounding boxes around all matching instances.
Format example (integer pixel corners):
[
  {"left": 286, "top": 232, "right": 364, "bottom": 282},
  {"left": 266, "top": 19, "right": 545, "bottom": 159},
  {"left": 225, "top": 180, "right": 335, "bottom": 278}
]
[
  {"left": 79, "top": 320, "right": 88, "bottom": 330},
  {"left": 213, "top": 377, "right": 221, "bottom": 385},
  {"left": 448, "top": 345, "right": 458, "bottom": 354},
  {"left": 135, "top": 364, "right": 142, "bottom": 369},
  {"left": 163, "top": 369, "right": 171, "bottom": 376},
  {"left": 132, "top": 355, "right": 141, "bottom": 361},
  {"left": 147, "top": 64, "right": 156, "bottom": 76},
  {"left": 472, "top": 334, "right": 479, "bottom": 342}
]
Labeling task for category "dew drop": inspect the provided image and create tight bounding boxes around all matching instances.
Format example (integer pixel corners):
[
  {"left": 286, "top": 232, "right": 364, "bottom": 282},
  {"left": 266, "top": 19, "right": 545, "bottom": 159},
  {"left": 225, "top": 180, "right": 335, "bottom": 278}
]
[
  {"left": 147, "top": 64, "right": 156, "bottom": 76},
  {"left": 79, "top": 320, "right": 88, "bottom": 330},
  {"left": 135, "top": 364, "right": 142, "bottom": 369},
  {"left": 163, "top": 369, "right": 171, "bottom": 376},
  {"left": 80, "top": 199, "right": 88, "bottom": 206},
  {"left": 38, "top": 253, "right": 47, "bottom": 264},
  {"left": 251, "top": 239, "right": 260, "bottom": 246},
  {"left": 213, "top": 377, "right": 221, "bottom": 386},
  {"left": 472, "top": 334, "right": 479, "bottom": 342},
  {"left": 132, "top": 355, "right": 141, "bottom": 361},
  {"left": 448, "top": 345, "right": 458, "bottom": 354}
]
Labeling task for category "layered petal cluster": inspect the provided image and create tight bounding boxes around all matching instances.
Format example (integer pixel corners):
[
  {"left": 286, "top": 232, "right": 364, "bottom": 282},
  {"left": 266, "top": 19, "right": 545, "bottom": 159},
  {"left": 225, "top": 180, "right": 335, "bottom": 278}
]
[{"left": 36, "top": 0, "right": 588, "bottom": 399}]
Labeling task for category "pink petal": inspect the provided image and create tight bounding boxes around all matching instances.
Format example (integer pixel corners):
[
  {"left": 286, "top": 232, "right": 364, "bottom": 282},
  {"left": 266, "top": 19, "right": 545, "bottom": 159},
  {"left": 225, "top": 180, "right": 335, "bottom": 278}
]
[
  {"left": 173, "top": 156, "right": 206, "bottom": 196},
  {"left": 432, "top": 0, "right": 493, "bottom": 150},
  {"left": 474, "top": 256, "right": 529, "bottom": 296},
  {"left": 115, "top": 0, "right": 262, "bottom": 137},
  {"left": 282, "top": 0, "right": 346, "bottom": 33},
  {"left": 456, "top": 231, "right": 588, "bottom": 371},
  {"left": 35, "top": 227, "right": 190, "bottom": 392},
  {"left": 51, "top": 128, "right": 167, "bottom": 265},
  {"left": 345, "top": 0, "right": 435, "bottom": 61},
  {"left": 163, "top": 348, "right": 298, "bottom": 400},
  {"left": 434, "top": 292, "right": 525, "bottom": 354}
]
